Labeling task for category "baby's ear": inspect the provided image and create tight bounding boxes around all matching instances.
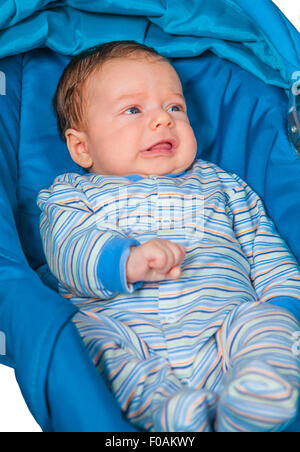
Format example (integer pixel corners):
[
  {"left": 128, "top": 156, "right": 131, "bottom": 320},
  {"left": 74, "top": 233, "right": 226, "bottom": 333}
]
[{"left": 65, "top": 129, "right": 93, "bottom": 169}]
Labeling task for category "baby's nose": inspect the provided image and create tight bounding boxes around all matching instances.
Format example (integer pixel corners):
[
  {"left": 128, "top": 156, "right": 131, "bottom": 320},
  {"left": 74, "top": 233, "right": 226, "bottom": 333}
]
[{"left": 150, "top": 110, "right": 174, "bottom": 130}]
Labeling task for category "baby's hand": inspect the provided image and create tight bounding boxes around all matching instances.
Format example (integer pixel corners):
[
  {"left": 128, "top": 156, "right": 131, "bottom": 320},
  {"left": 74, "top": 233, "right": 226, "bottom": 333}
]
[{"left": 126, "top": 238, "right": 186, "bottom": 283}]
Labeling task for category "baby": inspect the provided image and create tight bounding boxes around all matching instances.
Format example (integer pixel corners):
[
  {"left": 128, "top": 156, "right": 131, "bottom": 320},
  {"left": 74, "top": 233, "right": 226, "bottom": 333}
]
[{"left": 38, "top": 41, "right": 300, "bottom": 432}]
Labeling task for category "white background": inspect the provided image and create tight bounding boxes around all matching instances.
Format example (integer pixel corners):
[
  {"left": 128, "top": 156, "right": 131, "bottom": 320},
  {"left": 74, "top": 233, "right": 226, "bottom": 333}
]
[
  {"left": 272, "top": 0, "right": 300, "bottom": 32},
  {"left": 0, "top": 0, "right": 299, "bottom": 433}
]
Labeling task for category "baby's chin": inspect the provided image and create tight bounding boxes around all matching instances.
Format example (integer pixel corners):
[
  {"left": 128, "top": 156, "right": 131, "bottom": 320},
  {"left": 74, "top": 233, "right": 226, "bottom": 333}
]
[
  {"left": 94, "top": 155, "right": 195, "bottom": 177},
  {"left": 139, "top": 168, "right": 187, "bottom": 177},
  {"left": 134, "top": 160, "right": 194, "bottom": 177}
]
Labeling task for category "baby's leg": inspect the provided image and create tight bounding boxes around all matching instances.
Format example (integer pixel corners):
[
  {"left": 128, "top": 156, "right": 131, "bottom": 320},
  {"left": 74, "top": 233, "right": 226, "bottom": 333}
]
[
  {"left": 73, "top": 311, "right": 217, "bottom": 432},
  {"left": 216, "top": 303, "right": 300, "bottom": 432}
]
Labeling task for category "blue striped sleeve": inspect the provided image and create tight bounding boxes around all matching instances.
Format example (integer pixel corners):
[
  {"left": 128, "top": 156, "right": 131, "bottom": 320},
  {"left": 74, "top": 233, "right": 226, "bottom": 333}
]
[
  {"left": 225, "top": 174, "right": 300, "bottom": 317},
  {"left": 97, "top": 236, "right": 142, "bottom": 294},
  {"left": 37, "top": 174, "right": 142, "bottom": 300}
]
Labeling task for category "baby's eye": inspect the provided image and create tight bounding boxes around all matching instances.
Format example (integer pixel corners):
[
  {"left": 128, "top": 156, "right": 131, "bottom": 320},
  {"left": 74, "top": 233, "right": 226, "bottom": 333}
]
[
  {"left": 167, "top": 105, "right": 182, "bottom": 112},
  {"left": 124, "top": 106, "right": 141, "bottom": 115}
]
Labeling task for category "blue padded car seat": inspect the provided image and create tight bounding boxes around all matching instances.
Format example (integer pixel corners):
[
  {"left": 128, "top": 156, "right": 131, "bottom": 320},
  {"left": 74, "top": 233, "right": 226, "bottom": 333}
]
[{"left": 0, "top": 0, "right": 300, "bottom": 432}]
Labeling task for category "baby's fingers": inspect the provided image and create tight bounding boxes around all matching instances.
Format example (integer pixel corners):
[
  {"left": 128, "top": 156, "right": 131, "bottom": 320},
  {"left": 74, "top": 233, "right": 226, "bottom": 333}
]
[
  {"left": 150, "top": 242, "right": 184, "bottom": 270},
  {"left": 166, "top": 265, "right": 182, "bottom": 280},
  {"left": 173, "top": 243, "right": 186, "bottom": 264},
  {"left": 148, "top": 246, "right": 171, "bottom": 271},
  {"left": 149, "top": 245, "right": 184, "bottom": 278},
  {"left": 163, "top": 242, "right": 186, "bottom": 269}
]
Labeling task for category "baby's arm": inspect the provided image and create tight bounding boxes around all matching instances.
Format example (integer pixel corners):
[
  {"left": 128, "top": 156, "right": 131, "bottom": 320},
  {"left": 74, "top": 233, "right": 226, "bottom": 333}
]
[
  {"left": 37, "top": 175, "right": 185, "bottom": 300},
  {"left": 37, "top": 174, "right": 141, "bottom": 299},
  {"left": 226, "top": 174, "right": 300, "bottom": 320}
]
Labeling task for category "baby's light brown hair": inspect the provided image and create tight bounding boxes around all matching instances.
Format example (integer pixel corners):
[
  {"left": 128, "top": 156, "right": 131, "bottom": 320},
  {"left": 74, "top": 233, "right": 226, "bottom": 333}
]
[{"left": 53, "top": 40, "right": 170, "bottom": 142}]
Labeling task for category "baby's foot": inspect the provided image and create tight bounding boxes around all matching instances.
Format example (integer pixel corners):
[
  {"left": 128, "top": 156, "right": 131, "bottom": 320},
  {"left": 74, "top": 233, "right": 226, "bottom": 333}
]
[
  {"left": 153, "top": 389, "right": 217, "bottom": 432},
  {"left": 216, "top": 359, "right": 299, "bottom": 432}
]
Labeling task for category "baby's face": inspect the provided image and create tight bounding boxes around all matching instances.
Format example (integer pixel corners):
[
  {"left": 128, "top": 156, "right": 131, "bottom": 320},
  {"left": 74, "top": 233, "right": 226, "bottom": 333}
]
[{"left": 67, "top": 56, "right": 197, "bottom": 176}]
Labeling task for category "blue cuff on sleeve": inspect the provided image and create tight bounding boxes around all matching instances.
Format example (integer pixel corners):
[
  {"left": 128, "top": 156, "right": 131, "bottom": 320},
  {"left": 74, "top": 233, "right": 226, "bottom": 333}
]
[
  {"left": 97, "top": 236, "right": 142, "bottom": 294},
  {"left": 268, "top": 296, "right": 300, "bottom": 323}
]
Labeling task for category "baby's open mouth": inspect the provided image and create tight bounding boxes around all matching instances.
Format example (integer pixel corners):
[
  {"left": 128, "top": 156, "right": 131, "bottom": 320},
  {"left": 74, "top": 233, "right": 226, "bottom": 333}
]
[{"left": 141, "top": 139, "right": 177, "bottom": 156}]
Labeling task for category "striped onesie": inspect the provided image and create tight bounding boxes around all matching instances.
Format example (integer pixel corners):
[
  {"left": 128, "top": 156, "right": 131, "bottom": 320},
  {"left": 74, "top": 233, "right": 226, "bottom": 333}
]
[{"left": 38, "top": 159, "right": 300, "bottom": 432}]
